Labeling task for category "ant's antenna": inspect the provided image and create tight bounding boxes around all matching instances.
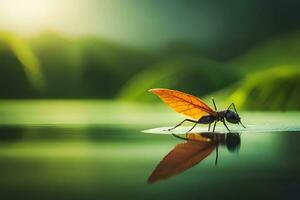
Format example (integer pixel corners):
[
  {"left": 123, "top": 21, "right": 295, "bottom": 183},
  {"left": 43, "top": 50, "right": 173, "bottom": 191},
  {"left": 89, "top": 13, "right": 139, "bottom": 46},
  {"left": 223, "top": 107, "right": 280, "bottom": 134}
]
[
  {"left": 232, "top": 103, "right": 238, "bottom": 113},
  {"left": 212, "top": 98, "right": 217, "bottom": 111},
  {"left": 227, "top": 103, "right": 233, "bottom": 110},
  {"left": 228, "top": 103, "right": 246, "bottom": 128},
  {"left": 232, "top": 103, "right": 246, "bottom": 128},
  {"left": 239, "top": 121, "right": 246, "bottom": 128}
]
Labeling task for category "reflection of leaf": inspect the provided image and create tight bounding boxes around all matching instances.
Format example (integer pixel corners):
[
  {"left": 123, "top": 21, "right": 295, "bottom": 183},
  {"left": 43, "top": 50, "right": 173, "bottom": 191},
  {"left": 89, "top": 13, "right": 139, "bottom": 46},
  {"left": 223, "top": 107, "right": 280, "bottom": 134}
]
[
  {"left": 149, "top": 88, "right": 215, "bottom": 120},
  {"left": 148, "top": 139, "right": 214, "bottom": 184},
  {"left": 186, "top": 133, "right": 211, "bottom": 142}
]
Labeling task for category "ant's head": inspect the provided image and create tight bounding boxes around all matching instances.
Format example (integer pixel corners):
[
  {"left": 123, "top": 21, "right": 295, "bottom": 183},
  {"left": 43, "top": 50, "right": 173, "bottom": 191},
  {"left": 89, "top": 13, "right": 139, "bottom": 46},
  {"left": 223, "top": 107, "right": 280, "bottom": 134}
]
[
  {"left": 225, "top": 103, "right": 246, "bottom": 128},
  {"left": 225, "top": 110, "right": 240, "bottom": 124}
]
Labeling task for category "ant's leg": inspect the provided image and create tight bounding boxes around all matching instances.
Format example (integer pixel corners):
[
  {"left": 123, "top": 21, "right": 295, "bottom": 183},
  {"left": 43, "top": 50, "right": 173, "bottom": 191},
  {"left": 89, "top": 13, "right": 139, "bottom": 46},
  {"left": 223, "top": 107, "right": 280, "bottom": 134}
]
[
  {"left": 172, "top": 133, "right": 187, "bottom": 141},
  {"left": 215, "top": 142, "right": 219, "bottom": 166},
  {"left": 208, "top": 123, "right": 211, "bottom": 131},
  {"left": 222, "top": 121, "right": 230, "bottom": 132},
  {"left": 167, "top": 119, "right": 197, "bottom": 131},
  {"left": 187, "top": 122, "right": 198, "bottom": 133},
  {"left": 212, "top": 122, "right": 217, "bottom": 132}
]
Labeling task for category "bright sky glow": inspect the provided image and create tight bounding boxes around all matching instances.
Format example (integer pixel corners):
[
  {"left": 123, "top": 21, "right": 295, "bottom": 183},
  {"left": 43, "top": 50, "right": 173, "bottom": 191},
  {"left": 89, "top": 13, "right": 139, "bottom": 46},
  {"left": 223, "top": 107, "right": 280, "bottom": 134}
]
[
  {"left": 0, "top": 0, "right": 219, "bottom": 47},
  {"left": 1, "top": 0, "right": 292, "bottom": 50},
  {"left": 0, "top": 0, "right": 61, "bottom": 35}
]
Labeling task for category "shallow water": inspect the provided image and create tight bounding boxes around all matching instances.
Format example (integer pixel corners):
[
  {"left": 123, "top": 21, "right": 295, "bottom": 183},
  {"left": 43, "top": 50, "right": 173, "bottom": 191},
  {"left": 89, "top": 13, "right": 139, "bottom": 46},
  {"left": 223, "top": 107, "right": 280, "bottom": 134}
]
[
  {"left": 1, "top": 126, "right": 300, "bottom": 200},
  {"left": 0, "top": 102, "right": 300, "bottom": 200}
]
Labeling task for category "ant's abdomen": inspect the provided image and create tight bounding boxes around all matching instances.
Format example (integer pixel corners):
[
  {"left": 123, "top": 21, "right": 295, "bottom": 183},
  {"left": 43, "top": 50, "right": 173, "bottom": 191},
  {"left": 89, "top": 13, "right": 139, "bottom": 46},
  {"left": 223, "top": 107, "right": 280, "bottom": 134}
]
[{"left": 198, "top": 115, "right": 215, "bottom": 124}]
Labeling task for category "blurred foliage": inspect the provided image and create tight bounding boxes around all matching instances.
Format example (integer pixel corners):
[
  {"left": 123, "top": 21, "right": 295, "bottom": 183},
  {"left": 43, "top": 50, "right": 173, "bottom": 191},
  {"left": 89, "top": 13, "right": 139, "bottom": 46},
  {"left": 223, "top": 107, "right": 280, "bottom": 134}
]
[
  {"left": 230, "top": 32, "right": 300, "bottom": 73},
  {"left": 0, "top": 31, "right": 299, "bottom": 110},
  {"left": 0, "top": 31, "right": 45, "bottom": 95},
  {"left": 118, "top": 57, "right": 239, "bottom": 101},
  {"left": 29, "top": 32, "right": 159, "bottom": 98},
  {"left": 208, "top": 66, "right": 300, "bottom": 111},
  {"left": 118, "top": 32, "right": 300, "bottom": 110}
]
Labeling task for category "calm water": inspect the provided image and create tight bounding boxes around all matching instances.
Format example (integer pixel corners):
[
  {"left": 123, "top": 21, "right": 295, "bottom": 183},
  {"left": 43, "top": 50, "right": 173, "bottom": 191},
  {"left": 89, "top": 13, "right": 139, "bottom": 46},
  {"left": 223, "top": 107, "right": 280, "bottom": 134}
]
[
  {"left": 0, "top": 125, "right": 300, "bottom": 200},
  {"left": 0, "top": 102, "right": 299, "bottom": 200}
]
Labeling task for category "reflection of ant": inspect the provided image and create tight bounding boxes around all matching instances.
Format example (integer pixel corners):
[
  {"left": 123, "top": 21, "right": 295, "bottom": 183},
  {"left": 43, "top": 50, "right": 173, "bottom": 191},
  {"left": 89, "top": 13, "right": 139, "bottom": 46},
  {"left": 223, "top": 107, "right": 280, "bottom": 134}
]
[{"left": 148, "top": 132, "right": 241, "bottom": 184}]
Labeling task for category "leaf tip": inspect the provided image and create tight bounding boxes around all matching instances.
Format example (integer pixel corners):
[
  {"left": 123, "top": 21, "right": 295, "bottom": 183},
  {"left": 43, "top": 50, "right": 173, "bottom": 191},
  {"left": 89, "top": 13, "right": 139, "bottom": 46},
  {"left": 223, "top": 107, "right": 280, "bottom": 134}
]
[{"left": 148, "top": 88, "right": 162, "bottom": 94}]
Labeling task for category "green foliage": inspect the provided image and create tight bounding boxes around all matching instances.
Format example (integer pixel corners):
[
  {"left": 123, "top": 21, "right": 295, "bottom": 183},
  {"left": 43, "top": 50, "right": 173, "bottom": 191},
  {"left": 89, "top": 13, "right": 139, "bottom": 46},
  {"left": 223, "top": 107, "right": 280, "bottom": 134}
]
[
  {"left": 3, "top": 31, "right": 157, "bottom": 98},
  {"left": 209, "top": 66, "right": 300, "bottom": 110},
  {"left": 118, "top": 56, "right": 239, "bottom": 102},
  {"left": 231, "top": 66, "right": 300, "bottom": 110},
  {"left": 0, "top": 31, "right": 300, "bottom": 110},
  {"left": 0, "top": 31, "right": 45, "bottom": 92},
  {"left": 230, "top": 32, "right": 300, "bottom": 74}
]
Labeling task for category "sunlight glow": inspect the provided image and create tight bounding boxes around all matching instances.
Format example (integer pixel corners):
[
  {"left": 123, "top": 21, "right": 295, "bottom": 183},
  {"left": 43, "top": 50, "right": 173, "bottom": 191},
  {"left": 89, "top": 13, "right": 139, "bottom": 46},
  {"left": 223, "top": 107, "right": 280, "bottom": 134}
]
[{"left": 0, "top": 0, "right": 59, "bottom": 35}]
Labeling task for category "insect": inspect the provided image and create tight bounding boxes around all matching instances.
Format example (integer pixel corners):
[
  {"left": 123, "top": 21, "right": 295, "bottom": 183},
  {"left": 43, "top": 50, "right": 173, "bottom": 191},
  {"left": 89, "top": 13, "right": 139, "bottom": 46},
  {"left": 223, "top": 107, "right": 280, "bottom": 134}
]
[
  {"left": 148, "top": 132, "right": 241, "bottom": 184},
  {"left": 149, "top": 88, "right": 246, "bottom": 132}
]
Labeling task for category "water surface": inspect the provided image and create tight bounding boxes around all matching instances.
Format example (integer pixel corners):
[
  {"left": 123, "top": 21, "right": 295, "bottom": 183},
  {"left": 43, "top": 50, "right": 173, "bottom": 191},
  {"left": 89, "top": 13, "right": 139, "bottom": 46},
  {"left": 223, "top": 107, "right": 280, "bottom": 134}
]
[{"left": 0, "top": 101, "right": 299, "bottom": 200}]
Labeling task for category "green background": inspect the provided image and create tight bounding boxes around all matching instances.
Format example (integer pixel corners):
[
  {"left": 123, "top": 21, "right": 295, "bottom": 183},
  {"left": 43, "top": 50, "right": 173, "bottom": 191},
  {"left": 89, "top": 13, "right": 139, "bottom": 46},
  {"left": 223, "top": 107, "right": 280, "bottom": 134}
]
[{"left": 0, "top": 1, "right": 300, "bottom": 199}]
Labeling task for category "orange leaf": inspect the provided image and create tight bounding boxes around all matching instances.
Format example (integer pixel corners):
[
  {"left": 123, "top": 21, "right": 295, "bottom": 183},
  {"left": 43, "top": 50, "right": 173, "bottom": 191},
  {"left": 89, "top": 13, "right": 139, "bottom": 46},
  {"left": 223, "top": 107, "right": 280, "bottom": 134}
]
[{"left": 149, "top": 88, "right": 215, "bottom": 120}]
